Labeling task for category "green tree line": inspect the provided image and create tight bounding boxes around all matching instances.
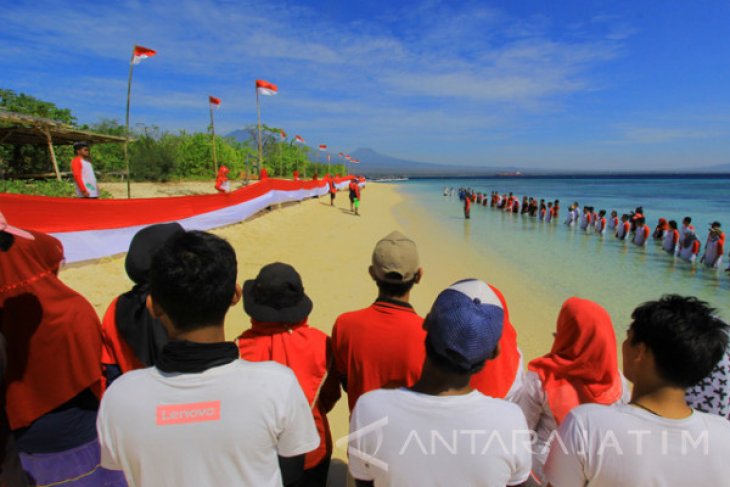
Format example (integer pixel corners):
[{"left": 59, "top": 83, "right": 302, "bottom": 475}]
[{"left": 1, "top": 89, "right": 346, "bottom": 190}]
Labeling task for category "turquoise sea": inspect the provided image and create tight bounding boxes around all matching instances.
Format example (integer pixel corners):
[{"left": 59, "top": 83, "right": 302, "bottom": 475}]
[{"left": 392, "top": 176, "right": 730, "bottom": 331}]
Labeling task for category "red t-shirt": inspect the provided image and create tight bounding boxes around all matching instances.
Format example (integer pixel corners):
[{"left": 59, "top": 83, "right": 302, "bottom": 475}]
[
  {"left": 101, "top": 297, "right": 145, "bottom": 391},
  {"left": 332, "top": 300, "right": 425, "bottom": 412}
]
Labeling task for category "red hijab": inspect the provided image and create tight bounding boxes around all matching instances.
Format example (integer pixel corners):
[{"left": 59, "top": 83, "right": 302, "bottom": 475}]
[
  {"left": 528, "top": 297, "right": 622, "bottom": 424},
  {"left": 0, "top": 231, "right": 103, "bottom": 429},
  {"left": 470, "top": 285, "right": 522, "bottom": 398}
]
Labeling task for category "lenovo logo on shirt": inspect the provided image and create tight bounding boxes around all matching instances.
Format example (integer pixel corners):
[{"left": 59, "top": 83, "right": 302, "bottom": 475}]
[{"left": 156, "top": 400, "right": 221, "bottom": 426}]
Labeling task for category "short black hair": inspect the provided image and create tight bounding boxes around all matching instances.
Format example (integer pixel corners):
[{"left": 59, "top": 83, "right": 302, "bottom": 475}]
[
  {"left": 683, "top": 216, "right": 692, "bottom": 224},
  {"left": 425, "top": 337, "right": 485, "bottom": 376},
  {"left": 150, "top": 230, "right": 238, "bottom": 332},
  {"left": 629, "top": 295, "right": 728, "bottom": 387},
  {"left": 375, "top": 272, "right": 416, "bottom": 298},
  {"left": 668, "top": 220, "right": 677, "bottom": 229},
  {"left": 0, "top": 231, "right": 15, "bottom": 252}
]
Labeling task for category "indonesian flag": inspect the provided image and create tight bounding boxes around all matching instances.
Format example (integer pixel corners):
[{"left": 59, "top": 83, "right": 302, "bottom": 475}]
[
  {"left": 352, "top": 159, "right": 360, "bottom": 164},
  {"left": 256, "top": 79, "right": 278, "bottom": 96},
  {"left": 279, "top": 130, "right": 287, "bottom": 139},
  {"left": 295, "top": 135, "right": 305, "bottom": 143},
  {"left": 318, "top": 144, "right": 327, "bottom": 151},
  {"left": 209, "top": 96, "right": 221, "bottom": 109},
  {"left": 345, "top": 154, "right": 352, "bottom": 160},
  {"left": 132, "top": 45, "right": 156, "bottom": 64}
]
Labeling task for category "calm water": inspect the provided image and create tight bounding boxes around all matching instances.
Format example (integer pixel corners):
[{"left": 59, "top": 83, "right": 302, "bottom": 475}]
[{"left": 393, "top": 177, "right": 730, "bottom": 328}]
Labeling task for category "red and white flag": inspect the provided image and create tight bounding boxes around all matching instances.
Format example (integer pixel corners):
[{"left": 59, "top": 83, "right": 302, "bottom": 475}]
[
  {"left": 352, "top": 159, "right": 360, "bottom": 164},
  {"left": 345, "top": 154, "right": 352, "bottom": 160},
  {"left": 295, "top": 135, "right": 305, "bottom": 143},
  {"left": 132, "top": 45, "right": 156, "bottom": 65},
  {"left": 338, "top": 152, "right": 344, "bottom": 157},
  {"left": 279, "top": 130, "right": 287, "bottom": 139},
  {"left": 318, "top": 144, "right": 327, "bottom": 151},
  {"left": 256, "top": 80, "right": 278, "bottom": 96},
  {"left": 209, "top": 96, "right": 221, "bottom": 109}
]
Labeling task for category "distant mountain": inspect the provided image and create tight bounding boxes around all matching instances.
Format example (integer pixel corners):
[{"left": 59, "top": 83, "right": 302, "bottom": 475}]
[
  {"left": 688, "top": 162, "right": 730, "bottom": 173},
  {"left": 347, "top": 148, "right": 520, "bottom": 177}
]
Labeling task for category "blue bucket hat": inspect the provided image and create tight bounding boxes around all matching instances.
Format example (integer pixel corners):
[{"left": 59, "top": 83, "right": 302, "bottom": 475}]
[{"left": 424, "top": 279, "right": 504, "bottom": 372}]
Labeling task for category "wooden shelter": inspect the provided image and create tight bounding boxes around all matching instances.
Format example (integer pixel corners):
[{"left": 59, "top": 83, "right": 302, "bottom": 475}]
[{"left": 0, "top": 110, "right": 127, "bottom": 180}]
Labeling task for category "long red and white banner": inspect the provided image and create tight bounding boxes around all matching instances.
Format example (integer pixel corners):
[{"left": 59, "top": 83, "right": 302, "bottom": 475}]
[{"left": 0, "top": 177, "right": 361, "bottom": 263}]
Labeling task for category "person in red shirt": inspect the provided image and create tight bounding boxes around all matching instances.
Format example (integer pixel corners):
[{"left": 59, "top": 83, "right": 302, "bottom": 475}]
[
  {"left": 259, "top": 166, "right": 268, "bottom": 180},
  {"left": 332, "top": 231, "right": 524, "bottom": 412},
  {"left": 332, "top": 231, "right": 426, "bottom": 412},
  {"left": 348, "top": 177, "right": 361, "bottom": 215},
  {"left": 293, "top": 169, "right": 300, "bottom": 181},
  {"left": 238, "top": 263, "right": 340, "bottom": 486},
  {"left": 464, "top": 194, "right": 471, "bottom": 219},
  {"left": 70, "top": 141, "right": 99, "bottom": 198},
  {"left": 328, "top": 176, "right": 337, "bottom": 206},
  {"left": 214, "top": 165, "right": 230, "bottom": 193},
  {"left": 101, "top": 223, "right": 184, "bottom": 387}
]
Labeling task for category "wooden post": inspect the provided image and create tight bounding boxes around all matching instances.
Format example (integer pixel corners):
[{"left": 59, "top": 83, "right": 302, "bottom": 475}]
[
  {"left": 43, "top": 128, "right": 61, "bottom": 181},
  {"left": 124, "top": 48, "right": 135, "bottom": 198},
  {"left": 256, "top": 83, "right": 263, "bottom": 176},
  {"left": 210, "top": 104, "right": 218, "bottom": 175}
]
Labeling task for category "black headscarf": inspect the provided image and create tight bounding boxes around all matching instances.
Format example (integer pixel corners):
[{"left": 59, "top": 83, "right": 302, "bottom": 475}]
[{"left": 115, "top": 223, "right": 184, "bottom": 367}]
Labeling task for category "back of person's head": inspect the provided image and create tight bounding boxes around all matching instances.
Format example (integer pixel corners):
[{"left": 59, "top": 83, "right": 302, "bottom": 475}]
[
  {"left": 629, "top": 295, "right": 728, "bottom": 387},
  {"left": 621, "top": 214, "right": 629, "bottom": 221},
  {"left": 668, "top": 220, "right": 677, "bottom": 229},
  {"left": 371, "top": 230, "right": 421, "bottom": 298},
  {"left": 125, "top": 222, "right": 185, "bottom": 285},
  {"left": 683, "top": 216, "right": 692, "bottom": 225},
  {"left": 599, "top": 209, "right": 606, "bottom": 216},
  {"left": 150, "top": 230, "right": 237, "bottom": 331},
  {"left": 423, "top": 279, "right": 504, "bottom": 376},
  {"left": 611, "top": 210, "right": 617, "bottom": 216}
]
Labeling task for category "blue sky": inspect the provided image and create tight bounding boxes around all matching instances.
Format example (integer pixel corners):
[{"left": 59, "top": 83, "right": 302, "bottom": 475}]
[{"left": 2, "top": 0, "right": 730, "bottom": 170}]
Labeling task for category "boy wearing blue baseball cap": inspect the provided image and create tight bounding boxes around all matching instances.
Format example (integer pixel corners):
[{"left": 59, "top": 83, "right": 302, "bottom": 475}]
[{"left": 348, "top": 279, "right": 531, "bottom": 486}]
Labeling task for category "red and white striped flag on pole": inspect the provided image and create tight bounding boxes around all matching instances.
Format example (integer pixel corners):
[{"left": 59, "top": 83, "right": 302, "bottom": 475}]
[
  {"left": 295, "top": 135, "right": 305, "bottom": 143},
  {"left": 319, "top": 144, "right": 327, "bottom": 151},
  {"left": 209, "top": 96, "right": 221, "bottom": 109},
  {"left": 256, "top": 80, "right": 278, "bottom": 96},
  {"left": 345, "top": 154, "right": 352, "bottom": 160},
  {"left": 132, "top": 45, "right": 156, "bottom": 64},
  {"left": 279, "top": 130, "right": 287, "bottom": 140},
  {"left": 352, "top": 159, "right": 360, "bottom": 164}
]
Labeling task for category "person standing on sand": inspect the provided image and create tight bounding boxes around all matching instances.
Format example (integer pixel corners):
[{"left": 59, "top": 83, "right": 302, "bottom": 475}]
[
  {"left": 328, "top": 176, "right": 337, "bottom": 206},
  {"left": 331, "top": 231, "right": 425, "bottom": 413},
  {"left": 237, "top": 263, "right": 341, "bottom": 487},
  {"left": 70, "top": 141, "right": 99, "bottom": 198},
  {"left": 349, "top": 177, "right": 361, "bottom": 215},
  {"left": 97, "top": 231, "right": 318, "bottom": 486},
  {"left": 544, "top": 295, "right": 730, "bottom": 486},
  {"left": 348, "top": 279, "right": 531, "bottom": 487}
]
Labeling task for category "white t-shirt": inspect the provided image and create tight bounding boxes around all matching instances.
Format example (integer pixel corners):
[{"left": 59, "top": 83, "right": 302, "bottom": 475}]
[
  {"left": 544, "top": 403, "right": 730, "bottom": 487},
  {"left": 97, "top": 359, "right": 319, "bottom": 487},
  {"left": 517, "top": 371, "right": 630, "bottom": 485},
  {"left": 348, "top": 388, "right": 531, "bottom": 486}
]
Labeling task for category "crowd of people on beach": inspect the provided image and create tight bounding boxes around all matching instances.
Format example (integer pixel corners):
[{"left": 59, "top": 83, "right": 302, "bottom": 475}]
[
  {"left": 450, "top": 187, "right": 729, "bottom": 274},
  {"left": 1, "top": 209, "right": 730, "bottom": 487}
]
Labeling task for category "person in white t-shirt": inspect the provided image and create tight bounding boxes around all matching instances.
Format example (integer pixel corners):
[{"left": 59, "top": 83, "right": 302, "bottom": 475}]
[
  {"left": 348, "top": 279, "right": 531, "bottom": 487},
  {"left": 70, "top": 141, "right": 99, "bottom": 198},
  {"left": 544, "top": 295, "right": 730, "bottom": 487},
  {"left": 97, "top": 231, "right": 319, "bottom": 487}
]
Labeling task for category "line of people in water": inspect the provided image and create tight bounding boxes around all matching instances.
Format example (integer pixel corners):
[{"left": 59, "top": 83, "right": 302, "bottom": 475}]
[
  {"left": 2, "top": 208, "right": 730, "bottom": 486},
  {"left": 450, "top": 187, "right": 728, "bottom": 273}
]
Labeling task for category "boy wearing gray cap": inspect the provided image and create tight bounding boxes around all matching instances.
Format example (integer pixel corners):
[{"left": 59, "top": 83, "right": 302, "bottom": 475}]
[
  {"left": 347, "top": 279, "right": 531, "bottom": 486},
  {"left": 331, "top": 230, "right": 425, "bottom": 413}
]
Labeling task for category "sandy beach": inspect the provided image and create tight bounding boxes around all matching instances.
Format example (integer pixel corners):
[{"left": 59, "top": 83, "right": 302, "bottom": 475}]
[{"left": 59, "top": 181, "right": 557, "bottom": 484}]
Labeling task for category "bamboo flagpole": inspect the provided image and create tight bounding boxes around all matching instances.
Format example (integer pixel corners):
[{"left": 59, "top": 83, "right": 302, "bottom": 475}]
[
  {"left": 124, "top": 45, "right": 156, "bottom": 198},
  {"left": 255, "top": 80, "right": 278, "bottom": 178},
  {"left": 209, "top": 96, "right": 221, "bottom": 174}
]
